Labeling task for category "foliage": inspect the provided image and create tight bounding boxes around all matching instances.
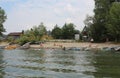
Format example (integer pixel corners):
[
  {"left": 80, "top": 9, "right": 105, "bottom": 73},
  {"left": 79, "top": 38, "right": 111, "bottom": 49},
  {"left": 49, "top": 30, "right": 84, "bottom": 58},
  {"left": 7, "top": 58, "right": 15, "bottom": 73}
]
[
  {"left": 84, "top": 0, "right": 117, "bottom": 42},
  {"left": 18, "top": 35, "right": 30, "bottom": 45},
  {"left": 62, "top": 23, "right": 76, "bottom": 39},
  {"left": 41, "top": 35, "right": 53, "bottom": 41},
  {"left": 83, "top": 0, "right": 120, "bottom": 42},
  {"left": 18, "top": 22, "right": 47, "bottom": 45},
  {"left": 0, "top": 7, "right": 7, "bottom": 35},
  {"left": 90, "top": 0, "right": 112, "bottom": 42},
  {"left": 17, "top": 22, "right": 79, "bottom": 45},
  {"left": 83, "top": 15, "right": 93, "bottom": 38},
  {"left": 7, "top": 36, "right": 14, "bottom": 42},
  {"left": 33, "top": 22, "right": 47, "bottom": 37},
  {"left": 30, "top": 22, "right": 47, "bottom": 40},
  {"left": 107, "top": 2, "right": 120, "bottom": 42},
  {"left": 51, "top": 25, "right": 62, "bottom": 39},
  {"left": 51, "top": 23, "right": 79, "bottom": 39}
]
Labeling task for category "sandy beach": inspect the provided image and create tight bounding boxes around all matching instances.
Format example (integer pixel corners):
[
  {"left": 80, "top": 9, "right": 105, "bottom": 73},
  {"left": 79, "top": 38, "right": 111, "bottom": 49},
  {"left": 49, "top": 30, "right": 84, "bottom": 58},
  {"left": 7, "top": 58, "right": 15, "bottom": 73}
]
[
  {"left": 0, "top": 42, "right": 9, "bottom": 46},
  {"left": 0, "top": 41, "right": 120, "bottom": 50},
  {"left": 30, "top": 42, "right": 120, "bottom": 49}
]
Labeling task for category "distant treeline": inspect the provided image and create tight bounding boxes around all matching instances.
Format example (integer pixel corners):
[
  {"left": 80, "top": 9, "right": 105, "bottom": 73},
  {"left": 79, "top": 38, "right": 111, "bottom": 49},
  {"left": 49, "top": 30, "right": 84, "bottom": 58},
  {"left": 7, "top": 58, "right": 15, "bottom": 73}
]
[{"left": 15, "top": 22, "right": 79, "bottom": 45}]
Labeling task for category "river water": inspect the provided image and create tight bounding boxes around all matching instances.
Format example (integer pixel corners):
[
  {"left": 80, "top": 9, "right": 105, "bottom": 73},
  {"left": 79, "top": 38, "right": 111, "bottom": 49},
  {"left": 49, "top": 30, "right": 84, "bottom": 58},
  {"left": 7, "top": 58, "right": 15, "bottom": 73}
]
[{"left": 0, "top": 49, "right": 120, "bottom": 78}]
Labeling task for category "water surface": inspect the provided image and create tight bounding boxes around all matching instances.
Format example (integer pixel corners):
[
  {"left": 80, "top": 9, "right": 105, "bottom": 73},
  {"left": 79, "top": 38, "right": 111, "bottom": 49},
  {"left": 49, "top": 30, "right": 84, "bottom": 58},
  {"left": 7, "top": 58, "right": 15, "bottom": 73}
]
[{"left": 0, "top": 49, "right": 120, "bottom": 78}]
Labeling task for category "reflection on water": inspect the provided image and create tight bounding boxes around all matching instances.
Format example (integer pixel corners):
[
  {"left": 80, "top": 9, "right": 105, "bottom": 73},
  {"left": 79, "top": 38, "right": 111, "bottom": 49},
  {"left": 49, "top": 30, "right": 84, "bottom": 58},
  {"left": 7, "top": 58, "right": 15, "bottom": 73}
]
[
  {"left": 0, "top": 49, "right": 5, "bottom": 78},
  {"left": 0, "top": 49, "right": 120, "bottom": 78},
  {"left": 90, "top": 51, "right": 120, "bottom": 78}
]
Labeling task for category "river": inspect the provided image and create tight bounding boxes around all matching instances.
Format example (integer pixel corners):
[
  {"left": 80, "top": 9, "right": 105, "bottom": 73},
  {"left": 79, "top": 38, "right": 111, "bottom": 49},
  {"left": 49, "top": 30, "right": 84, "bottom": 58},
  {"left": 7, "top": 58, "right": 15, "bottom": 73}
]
[{"left": 0, "top": 49, "right": 120, "bottom": 78}]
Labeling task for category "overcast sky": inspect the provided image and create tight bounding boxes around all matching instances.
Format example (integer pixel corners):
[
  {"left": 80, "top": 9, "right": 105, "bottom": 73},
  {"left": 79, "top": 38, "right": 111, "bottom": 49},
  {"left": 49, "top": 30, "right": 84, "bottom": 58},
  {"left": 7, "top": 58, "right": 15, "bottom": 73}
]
[{"left": 0, "top": 0, "right": 94, "bottom": 34}]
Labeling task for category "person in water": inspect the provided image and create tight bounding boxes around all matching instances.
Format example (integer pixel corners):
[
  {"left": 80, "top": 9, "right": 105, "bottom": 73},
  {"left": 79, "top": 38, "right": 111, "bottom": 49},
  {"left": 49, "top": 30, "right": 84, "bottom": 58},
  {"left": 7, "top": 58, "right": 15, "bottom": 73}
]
[{"left": 63, "top": 47, "right": 66, "bottom": 50}]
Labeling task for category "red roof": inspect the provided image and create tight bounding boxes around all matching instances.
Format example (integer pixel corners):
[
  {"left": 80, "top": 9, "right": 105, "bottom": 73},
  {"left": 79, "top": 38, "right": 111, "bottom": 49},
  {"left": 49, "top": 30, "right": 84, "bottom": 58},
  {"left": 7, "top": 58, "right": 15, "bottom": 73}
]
[{"left": 8, "top": 32, "right": 22, "bottom": 36}]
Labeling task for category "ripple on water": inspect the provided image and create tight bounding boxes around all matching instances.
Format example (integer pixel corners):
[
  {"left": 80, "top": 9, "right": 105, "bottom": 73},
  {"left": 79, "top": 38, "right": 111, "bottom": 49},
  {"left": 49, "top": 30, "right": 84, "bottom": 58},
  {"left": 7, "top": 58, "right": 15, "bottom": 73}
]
[{"left": 1, "top": 49, "right": 120, "bottom": 78}]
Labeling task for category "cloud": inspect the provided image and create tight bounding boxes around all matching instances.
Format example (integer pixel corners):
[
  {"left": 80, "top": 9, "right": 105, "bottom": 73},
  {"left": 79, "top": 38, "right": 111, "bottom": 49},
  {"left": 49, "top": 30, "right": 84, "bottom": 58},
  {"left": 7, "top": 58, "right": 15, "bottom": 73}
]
[
  {"left": 1, "top": 0, "right": 94, "bottom": 33},
  {"left": 0, "top": 0, "right": 17, "bottom": 2}
]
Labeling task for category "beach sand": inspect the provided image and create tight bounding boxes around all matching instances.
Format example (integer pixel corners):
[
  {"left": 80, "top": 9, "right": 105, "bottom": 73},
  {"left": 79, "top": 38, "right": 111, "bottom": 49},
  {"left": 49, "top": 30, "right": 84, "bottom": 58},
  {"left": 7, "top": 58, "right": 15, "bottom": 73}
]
[
  {"left": 0, "top": 42, "right": 9, "bottom": 46},
  {"left": 1, "top": 41, "right": 119, "bottom": 50},
  {"left": 30, "top": 42, "right": 120, "bottom": 49}
]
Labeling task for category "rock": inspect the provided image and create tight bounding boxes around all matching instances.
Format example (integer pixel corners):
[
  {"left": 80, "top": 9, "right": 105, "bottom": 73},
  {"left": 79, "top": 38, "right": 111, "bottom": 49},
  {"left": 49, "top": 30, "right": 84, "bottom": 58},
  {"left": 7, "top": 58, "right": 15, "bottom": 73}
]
[
  {"left": 84, "top": 47, "right": 91, "bottom": 51},
  {"left": 20, "top": 42, "right": 30, "bottom": 49},
  {"left": 68, "top": 47, "right": 81, "bottom": 51},
  {"left": 115, "top": 47, "right": 120, "bottom": 51},
  {"left": 101, "top": 46, "right": 120, "bottom": 51}
]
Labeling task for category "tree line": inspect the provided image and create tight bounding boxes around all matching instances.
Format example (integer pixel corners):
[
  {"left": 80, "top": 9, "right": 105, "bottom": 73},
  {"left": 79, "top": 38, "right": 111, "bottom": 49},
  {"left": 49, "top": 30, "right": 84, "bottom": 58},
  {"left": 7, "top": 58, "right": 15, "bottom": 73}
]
[
  {"left": 18, "top": 23, "right": 79, "bottom": 45},
  {"left": 84, "top": 0, "right": 120, "bottom": 42},
  {"left": 51, "top": 23, "right": 79, "bottom": 39}
]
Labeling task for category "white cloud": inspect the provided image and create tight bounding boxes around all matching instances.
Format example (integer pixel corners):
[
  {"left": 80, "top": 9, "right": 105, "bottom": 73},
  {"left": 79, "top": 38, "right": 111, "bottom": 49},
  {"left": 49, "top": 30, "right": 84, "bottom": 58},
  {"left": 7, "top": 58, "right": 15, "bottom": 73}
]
[
  {"left": 65, "top": 18, "right": 74, "bottom": 23},
  {"left": 2, "top": 0, "right": 94, "bottom": 33},
  {"left": 0, "top": 0, "right": 17, "bottom": 2}
]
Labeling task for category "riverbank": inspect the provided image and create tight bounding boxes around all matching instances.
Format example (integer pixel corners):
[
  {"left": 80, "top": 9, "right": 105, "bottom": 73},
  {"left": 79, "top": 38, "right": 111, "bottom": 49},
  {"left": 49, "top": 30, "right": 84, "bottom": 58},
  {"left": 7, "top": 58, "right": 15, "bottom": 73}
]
[
  {"left": 0, "top": 42, "right": 9, "bottom": 46},
  {"left": 30, "top": 42, "right": 120, "bottom": 49},
  {"left": 0, "top": 42, "right": 120, "bottom": 50}
]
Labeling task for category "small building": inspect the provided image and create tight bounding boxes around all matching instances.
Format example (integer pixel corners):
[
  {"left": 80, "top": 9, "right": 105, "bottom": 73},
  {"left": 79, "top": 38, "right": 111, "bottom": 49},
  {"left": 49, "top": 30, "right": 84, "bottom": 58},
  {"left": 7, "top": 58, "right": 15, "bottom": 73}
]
[
  {"left": 75, "top": 34, "right": 80, "bottom": 41},
  {"left": 81, "top": 26, "right": 91, "bottom": 42},
  {"left": 8, "top": 32, "right": 22, "bottom": 40}
]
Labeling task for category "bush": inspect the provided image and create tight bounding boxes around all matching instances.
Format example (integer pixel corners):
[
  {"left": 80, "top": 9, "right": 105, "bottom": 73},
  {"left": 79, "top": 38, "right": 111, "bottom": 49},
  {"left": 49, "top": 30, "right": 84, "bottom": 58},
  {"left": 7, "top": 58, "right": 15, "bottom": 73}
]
[
  {"left": 7, "top": 37, "right": 14, "bottom": 42},
  {"left": 18, "top": 36, "right": 30, "bottom": 45}
]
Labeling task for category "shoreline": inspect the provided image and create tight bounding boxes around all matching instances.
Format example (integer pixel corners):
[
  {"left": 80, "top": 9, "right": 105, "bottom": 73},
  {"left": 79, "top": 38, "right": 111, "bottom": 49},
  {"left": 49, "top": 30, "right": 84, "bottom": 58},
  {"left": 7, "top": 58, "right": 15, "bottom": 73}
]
[
  {"left": 30, "top": 42, "right": 120, "bottom": 49},
  {"left": 0, "top": 42, "right": 120, "bottom": 50}
]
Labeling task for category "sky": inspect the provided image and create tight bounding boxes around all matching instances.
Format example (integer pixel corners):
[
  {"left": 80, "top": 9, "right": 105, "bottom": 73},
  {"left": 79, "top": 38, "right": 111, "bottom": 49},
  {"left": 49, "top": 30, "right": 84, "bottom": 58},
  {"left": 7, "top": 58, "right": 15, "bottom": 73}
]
[{"left": 0, "top": 0, "right": 94, "bottom": 34}]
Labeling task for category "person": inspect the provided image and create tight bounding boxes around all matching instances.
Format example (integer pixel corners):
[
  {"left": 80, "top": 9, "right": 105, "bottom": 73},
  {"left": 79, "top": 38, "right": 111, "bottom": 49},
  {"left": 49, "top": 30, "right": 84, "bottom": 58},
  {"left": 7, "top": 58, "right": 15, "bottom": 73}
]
[
  {"left": 90, "top": 38, "right": 94, "bottom": 43},
  {"left": 63, "top": 47, "right": 66, "bottom": 50},
  {"left": 40, "top": 43, "right": 44, "bottom": 48}
]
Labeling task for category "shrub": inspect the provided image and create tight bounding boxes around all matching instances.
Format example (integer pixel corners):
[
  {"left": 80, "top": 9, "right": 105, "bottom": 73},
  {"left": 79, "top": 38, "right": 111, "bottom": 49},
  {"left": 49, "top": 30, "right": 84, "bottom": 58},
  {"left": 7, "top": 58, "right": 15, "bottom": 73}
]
[{"left": 18, "top": 36, "right": 30, "bottom": 45}]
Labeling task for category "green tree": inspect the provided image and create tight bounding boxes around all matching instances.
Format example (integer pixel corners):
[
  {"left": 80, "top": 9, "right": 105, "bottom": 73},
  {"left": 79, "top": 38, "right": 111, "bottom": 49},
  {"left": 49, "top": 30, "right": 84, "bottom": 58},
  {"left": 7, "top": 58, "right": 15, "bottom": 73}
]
[
  {"left": 51, "top": 24, "right": 62, "bottom": 39},
  {"left": 90, "top": 0, "right": 114, "bottom": 42},
  {"left": 62, "top": 23, "right": 76, "bottom": 39},
  {"left": 30, "top": 22, "right": 47, "bottom": 40},
  {"left": 0, "top": 7, "right": 7, "bottom": 35},
  {"left": 83, "top": 15, "right": 93, "bottom": 38},
  {"left": 37, "top": 22, "right": 47, "bottom": 36},
  {"left": 18, "top": 22, "right": 47, "bottom": 45},
  {"left": 18, "top": 35, "right": 30, "bottom": 45},
  {"left": 108, "top": 2, "right": 120, "bottom": 42}
]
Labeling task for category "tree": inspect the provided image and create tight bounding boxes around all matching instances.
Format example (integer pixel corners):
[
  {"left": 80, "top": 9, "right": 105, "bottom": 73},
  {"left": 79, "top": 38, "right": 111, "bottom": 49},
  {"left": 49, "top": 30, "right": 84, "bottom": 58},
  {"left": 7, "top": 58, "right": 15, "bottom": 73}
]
[
  {"left": 90, "top": 0, "right": 114, "bottom": 42},
  {"left": 84, "top": 15, "right": 93, "bottom": 28},
  {"left": 83, "top": 15, "right": 93, "bottom": 38},
  {"left": 62, "top": 23, "right": 76, "bottom": 39},
  {"left": 0, "top": 7, "right": 7, "bottom": 35},
  {"left": 37, "top": 22, "right": 47, "bottom": 36},
  {"left": 51, "top": 24, "right": 62, "bottom": 39},
  {"left": 107, "top": 2, "right": 120, "bottom": 42},
  {"left": 31, "top": 22, "right": 47, "bottom": 40},
  {"left": 18, "top": 22, "right": 47, "bottom": 45}
]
